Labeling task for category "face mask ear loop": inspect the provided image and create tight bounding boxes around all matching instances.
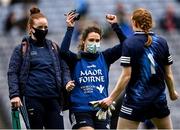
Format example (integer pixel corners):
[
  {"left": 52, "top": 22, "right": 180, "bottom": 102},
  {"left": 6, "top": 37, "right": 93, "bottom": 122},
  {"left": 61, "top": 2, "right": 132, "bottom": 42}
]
[
  {"left": 94, "top": 44, "right": 97, "bottom": 53},
  {"left": 95, "top": 42, "right": 100, "bottom": 53}
]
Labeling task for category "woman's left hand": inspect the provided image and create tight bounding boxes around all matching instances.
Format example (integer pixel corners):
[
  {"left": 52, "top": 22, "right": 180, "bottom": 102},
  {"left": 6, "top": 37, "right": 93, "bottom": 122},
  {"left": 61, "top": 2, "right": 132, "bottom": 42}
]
[{"left": 65, "top": 80, "right": 75, "bottom": 92}]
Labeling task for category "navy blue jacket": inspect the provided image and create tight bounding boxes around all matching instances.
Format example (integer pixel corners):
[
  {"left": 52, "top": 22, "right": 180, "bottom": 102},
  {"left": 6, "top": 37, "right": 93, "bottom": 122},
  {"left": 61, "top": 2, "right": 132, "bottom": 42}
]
[{"left": 8, "top": 36, "right": 71, "bottom": 102}]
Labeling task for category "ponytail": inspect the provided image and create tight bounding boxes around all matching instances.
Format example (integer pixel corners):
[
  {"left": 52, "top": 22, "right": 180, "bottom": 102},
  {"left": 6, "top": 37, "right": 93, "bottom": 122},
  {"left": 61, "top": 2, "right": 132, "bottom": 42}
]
[
  {"left": 132, "top": 8, "right": 153, "bottom": 47},
  {"left": 144, "top": 33, "right": 152, "bottom": 47}
]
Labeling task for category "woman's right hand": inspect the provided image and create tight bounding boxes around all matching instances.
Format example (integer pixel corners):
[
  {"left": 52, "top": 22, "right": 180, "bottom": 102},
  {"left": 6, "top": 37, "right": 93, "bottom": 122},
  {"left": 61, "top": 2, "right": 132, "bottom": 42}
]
[
  {"left": 66, "top": 11, "right": 76, "bottom": 27},
  {"left": 66, "top": 80, "right": 75, "bottom": 92},
  {"left": 99, "top": 97, "right": 114, "bottom": 109},
  {"left": 169, "top": 90, "right": 179, "bottom": 101},
  {"left": 10, "top": 97, "right": 22, "bottom": 108},
  {"left": 106, "top": 14, "right": 118, "bottom": 24}
]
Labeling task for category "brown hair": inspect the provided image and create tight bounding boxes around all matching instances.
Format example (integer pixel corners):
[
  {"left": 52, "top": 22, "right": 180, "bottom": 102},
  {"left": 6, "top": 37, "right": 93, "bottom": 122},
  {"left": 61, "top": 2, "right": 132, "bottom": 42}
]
[
  {"left": 132, "top": 8, "right": 153, "bottom": 47},
  {"left": 27, "top": 6, "right": 46, "bottom": 33},
  {"left": 78, "top": 26, "right": 102, "bottom": 51}
]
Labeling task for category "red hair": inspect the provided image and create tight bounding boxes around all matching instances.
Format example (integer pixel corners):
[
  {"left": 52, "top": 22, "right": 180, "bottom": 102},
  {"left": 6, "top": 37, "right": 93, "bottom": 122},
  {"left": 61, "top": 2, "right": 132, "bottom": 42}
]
[
  {"left": 27, "top": 7, "right": 46, "bottom": 33},
  {"left": 132, "top": 8, "right": 153, "bottom": 46}
]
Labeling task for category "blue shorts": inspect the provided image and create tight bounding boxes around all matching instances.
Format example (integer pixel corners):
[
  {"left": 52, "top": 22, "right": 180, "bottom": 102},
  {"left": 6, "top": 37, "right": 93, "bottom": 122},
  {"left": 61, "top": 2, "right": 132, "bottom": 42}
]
[
  {"left": 70, "top": 111, "right": 110, "bottom": 129},
  {"left": 119, "top": 100, "right": 170, "bottom": 122}
]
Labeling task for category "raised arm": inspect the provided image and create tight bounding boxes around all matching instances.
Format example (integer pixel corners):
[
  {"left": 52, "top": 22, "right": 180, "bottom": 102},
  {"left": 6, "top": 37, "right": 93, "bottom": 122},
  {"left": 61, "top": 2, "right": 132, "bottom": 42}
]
[
  {"left": 106, "top": 14, "right": 126, "bottom": 43},
  {"left": 103, "top": 14, "right": 127, "bottom": 65},
  {"left": 60, "top": 11, "right": 77, "bottom": 63},
  {"left": 60, "top": 27, "right": 74, "bottom": 51}
]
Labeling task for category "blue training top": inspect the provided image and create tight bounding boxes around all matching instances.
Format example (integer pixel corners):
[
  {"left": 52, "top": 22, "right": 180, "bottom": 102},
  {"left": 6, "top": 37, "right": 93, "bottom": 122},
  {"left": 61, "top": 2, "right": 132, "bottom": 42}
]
[
  {"left": 60, "top": 23, "right": 126, "bottom": 112},
  {"left": 121, "top": 32, "right": 173, "bottom": 106},
  {"left": 71, "top": 53, "right": 108, "bottom": 111}
]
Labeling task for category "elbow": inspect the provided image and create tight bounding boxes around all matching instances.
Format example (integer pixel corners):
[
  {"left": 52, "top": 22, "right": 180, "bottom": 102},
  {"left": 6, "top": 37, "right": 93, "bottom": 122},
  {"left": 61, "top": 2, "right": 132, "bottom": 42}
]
[
  {"left": 119, "top": 74, "right": 131, "bottom": 90},
  {"left": 7, "top": 70, "right": 13, "bottom": 78},
  {"left": 122, "top": 73, "right": 131, "bottom": 83},
  {"left": 123, "top": 69, "right": 131, "bottom": 81},
  {"left": 59, "top": 49, "right": 68, "bottom": 56},
  {"left": 59, "top": 47, "right": 65, "bottom": 52},
  {"left": 165, "top": 73, "right": 173, "bottom": 81},
  {"left": 122, "top": 36, "right": 127, "bottom": 41},
  {"left": 121, "top": 67, "right": 131, "bottom": 83},
  {"left": 124, "top": 75, "right": 131, "bottom": 82},
  {"left": 7, "top": 69, "right": 16, "bottom": 76}
]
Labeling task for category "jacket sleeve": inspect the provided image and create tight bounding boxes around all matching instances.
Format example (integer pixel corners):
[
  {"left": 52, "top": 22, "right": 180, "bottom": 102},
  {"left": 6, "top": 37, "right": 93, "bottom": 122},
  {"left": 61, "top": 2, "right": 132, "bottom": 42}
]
[
  {"left": 60, "top": 59, "right": 72, "bottom": 88},
  {"left": 7, "top": 45, "right": 22, "bottom": 99},
  {"left": 102, "top": 23, "right": 127, "bottom": 65}
]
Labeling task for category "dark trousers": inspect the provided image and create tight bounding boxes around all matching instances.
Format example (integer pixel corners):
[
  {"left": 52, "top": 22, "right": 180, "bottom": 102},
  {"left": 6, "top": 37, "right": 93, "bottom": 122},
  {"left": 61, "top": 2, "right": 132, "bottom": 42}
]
[{"left": 25, "top": 97, "right": 64, "bottom": 129}]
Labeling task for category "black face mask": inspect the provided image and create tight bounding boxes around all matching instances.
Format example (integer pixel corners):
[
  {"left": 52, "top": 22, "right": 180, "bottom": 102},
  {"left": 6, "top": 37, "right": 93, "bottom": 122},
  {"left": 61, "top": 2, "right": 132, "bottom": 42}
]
[{"left": 32, "top": 27, "right": 48, "bottom": 42}]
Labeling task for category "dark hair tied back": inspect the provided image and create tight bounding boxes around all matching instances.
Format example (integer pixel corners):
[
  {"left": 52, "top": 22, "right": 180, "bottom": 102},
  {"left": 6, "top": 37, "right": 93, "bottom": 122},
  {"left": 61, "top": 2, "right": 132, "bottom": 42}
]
[{"left": 30, "top": 7, "right": 40, "bottom": 16}]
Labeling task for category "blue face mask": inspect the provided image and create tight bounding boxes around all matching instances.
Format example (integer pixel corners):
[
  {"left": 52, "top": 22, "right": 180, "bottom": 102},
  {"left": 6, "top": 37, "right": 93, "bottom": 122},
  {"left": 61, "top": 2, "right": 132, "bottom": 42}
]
[{"left": 86, "top": 42, "right": 100, "bottom": 54}]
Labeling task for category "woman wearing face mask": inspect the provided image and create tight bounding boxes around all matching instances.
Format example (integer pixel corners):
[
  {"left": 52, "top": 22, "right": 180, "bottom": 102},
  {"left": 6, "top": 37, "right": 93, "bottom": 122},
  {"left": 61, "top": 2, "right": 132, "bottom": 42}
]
[
  {"left": 8, "top": 7, "right": 74, "bottom": 129},
  {"left": 60, "top": 12, "right": 126, "bottom": 130},
  {"left": 100, "top": 8, "right": 179, "bottom": 129}
]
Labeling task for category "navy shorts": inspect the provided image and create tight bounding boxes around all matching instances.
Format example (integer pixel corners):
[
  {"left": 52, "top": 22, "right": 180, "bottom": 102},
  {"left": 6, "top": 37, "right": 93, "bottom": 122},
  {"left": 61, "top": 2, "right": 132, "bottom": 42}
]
[
  {"left": 119, "top": 100, "right": 170, "bottom": 122},
  {"left": 70, "top": 111, "right": 110, "bottom": 129}
]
